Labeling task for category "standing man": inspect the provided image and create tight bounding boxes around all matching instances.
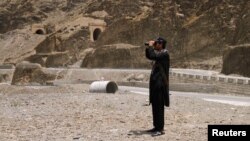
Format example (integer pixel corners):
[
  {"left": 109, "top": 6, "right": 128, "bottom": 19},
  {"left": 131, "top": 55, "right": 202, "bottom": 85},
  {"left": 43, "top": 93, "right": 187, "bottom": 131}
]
[{"left": 145, "top": 37, "right": 170, "bottom": 136}]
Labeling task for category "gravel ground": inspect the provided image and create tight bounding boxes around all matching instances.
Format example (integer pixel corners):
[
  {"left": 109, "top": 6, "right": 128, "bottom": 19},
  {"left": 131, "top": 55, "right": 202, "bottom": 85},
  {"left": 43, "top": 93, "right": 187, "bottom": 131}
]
[{"left": 0, "top": 84, "right": 249, "bottom": 141}]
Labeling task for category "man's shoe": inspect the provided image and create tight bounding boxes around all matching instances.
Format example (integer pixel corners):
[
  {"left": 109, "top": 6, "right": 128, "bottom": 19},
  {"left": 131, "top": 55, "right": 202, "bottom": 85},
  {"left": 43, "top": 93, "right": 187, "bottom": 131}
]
[
  {"left": 145, "top": 128, "right": 157, "bottom": 133},
  {"left": 151, "top": 130, "right": 165, "bottom": 137}
]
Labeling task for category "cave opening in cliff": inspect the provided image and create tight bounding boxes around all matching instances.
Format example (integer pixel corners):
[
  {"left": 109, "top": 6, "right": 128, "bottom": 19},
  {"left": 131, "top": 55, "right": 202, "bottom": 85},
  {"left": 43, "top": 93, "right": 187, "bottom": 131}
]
[
  {"left": 35, "top": 29, "right": 45, "bottom": 35},
  {"left": 93, "top": 28, "right": 101, "bottom": 41}
]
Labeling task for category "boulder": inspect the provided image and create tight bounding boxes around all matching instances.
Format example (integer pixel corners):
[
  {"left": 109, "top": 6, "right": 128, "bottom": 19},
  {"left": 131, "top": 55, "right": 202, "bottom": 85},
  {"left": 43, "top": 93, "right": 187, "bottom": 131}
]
[
  {"left": 11, "top": 62, "right": 59, "bottom": 85},
  {"left": 221, "top": 45, "right": 250, "bottom": 77}
]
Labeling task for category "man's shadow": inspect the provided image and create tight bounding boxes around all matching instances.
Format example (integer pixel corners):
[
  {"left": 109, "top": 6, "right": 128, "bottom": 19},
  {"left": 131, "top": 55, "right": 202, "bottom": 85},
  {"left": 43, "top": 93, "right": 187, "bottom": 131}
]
[{"left": 128, "top": 130, "right": 152, "bottom": 136}]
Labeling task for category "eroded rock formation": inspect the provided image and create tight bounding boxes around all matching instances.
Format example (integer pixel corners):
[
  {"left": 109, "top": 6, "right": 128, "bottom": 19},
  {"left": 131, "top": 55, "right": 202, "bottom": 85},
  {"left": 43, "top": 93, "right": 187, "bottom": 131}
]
[
  {"left": 11, "top": 62, "right": 60, "bottom": 85},
  {"left": 222, "top": 45, "right": 250, "bottom": 77}
]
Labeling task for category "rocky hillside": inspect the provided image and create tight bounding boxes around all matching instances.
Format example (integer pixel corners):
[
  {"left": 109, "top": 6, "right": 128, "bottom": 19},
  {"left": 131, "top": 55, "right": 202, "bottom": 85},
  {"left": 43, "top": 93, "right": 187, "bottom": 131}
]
[
  {"left": 92, "top": 0, "right": 249, "bottom": 69},
  {"left": 0, "top": 0, "right": 92, "bottom": 33},
  {"left": 0, "top": 0, "right": 249, "bottom": 75}
]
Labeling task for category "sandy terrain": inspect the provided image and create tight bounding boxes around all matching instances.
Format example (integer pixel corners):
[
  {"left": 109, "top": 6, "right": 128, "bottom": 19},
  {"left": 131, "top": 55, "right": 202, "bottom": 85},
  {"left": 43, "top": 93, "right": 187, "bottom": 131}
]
[{"left": 0, "top": 84, "right": 249, "bottom": 141}]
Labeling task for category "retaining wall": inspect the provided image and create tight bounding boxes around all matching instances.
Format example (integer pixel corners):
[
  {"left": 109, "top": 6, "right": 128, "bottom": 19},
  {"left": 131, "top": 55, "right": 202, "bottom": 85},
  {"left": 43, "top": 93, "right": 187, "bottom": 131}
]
[
  {"left": 50, "top": 68, "right": 250, "bottom": 96},
  {"left": 1, "top": 68, "right": 249, "bottom": 96}
]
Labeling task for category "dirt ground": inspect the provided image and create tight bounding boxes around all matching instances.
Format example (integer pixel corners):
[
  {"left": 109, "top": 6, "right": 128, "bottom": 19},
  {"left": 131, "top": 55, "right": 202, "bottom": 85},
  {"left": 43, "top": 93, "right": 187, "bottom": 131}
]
[{"left": 0, "top": 84, "right": 249, "bottom": 141}]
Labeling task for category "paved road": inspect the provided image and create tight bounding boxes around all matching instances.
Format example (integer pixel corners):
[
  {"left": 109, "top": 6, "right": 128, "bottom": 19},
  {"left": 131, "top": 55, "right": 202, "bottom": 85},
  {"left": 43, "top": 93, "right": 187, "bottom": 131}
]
[{"left": 119, "top": 86, "right": 250, "bottom": 107}]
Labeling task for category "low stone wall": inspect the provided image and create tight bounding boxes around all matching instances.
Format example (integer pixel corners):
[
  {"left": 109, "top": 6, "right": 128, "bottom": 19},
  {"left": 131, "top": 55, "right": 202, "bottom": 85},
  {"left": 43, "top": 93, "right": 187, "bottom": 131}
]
[
  {"left": 1, "top": 68, "right": 249, "bottom": 95},
  {"left": 48, "top": 68, "right": 150, "bottom": 84},
  {"left": 170, "top": 69, "right": 250, "bottom": 96},
  {"left": 169, "top": 73, "right": 250, "bottom": 96},
  {"left": 48, "top": 68, "right": 250, "bottom": 96},
  {"left": 170, "top": 71, "right": 250, "bottom": 85}
]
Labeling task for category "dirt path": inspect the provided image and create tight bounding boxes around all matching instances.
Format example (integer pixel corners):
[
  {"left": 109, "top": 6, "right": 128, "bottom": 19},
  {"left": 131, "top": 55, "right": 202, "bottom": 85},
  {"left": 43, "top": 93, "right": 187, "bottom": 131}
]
[{"left": 0, "top": 84, "right": 249, "bottom": 141}]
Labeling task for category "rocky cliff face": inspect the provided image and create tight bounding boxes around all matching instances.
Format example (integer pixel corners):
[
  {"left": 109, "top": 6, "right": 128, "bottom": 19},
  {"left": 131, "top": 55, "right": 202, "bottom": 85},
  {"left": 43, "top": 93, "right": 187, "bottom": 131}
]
[
  {"left": 92, "top": 0, "right": 249, "bottom": 70},
  {"left": 0, "top": 0, "right": 249, "bottom": 75}
]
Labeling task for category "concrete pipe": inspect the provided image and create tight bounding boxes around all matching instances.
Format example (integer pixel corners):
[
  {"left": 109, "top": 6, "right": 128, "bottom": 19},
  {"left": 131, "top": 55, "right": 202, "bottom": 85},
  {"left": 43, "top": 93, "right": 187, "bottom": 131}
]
[{"left": 89, "top": 81, "right": 118, "bottom": 93}]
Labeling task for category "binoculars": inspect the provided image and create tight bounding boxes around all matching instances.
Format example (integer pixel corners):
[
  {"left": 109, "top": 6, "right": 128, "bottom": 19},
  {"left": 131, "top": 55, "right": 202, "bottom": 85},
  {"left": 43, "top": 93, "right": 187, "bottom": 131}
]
[{"left": 144, "top": 41, "right": 157, "bottom": 46}]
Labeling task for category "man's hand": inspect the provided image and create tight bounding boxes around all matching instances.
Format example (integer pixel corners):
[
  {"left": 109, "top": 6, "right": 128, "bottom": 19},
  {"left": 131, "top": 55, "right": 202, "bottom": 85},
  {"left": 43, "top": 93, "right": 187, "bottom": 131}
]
[{"left": 148, "top": 40, "right": 155, "bottom": 46}]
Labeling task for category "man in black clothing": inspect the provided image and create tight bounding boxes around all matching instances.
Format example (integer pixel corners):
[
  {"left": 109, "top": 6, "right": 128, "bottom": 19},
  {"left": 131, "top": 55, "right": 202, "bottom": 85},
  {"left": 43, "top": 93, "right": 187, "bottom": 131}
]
[{"left": 145, "top": 37, "right": 170, "bottom": 136}]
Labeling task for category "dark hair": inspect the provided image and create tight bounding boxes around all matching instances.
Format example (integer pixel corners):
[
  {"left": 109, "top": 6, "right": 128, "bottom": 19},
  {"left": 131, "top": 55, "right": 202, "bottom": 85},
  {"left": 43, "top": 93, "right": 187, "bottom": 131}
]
[
  {"left": 156, "top": 37, "right": 167, "bottom": 49},
  {"left": 162, "top": 41, "right": 167, "bottom": 49}
]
